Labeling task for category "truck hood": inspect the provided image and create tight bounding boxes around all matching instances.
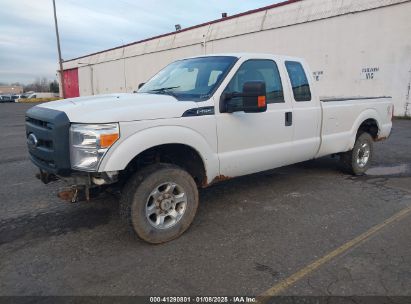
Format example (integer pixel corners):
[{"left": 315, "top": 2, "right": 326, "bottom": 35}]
[{"left": 37, "top": 93, "right": 198, "bottom": 123}]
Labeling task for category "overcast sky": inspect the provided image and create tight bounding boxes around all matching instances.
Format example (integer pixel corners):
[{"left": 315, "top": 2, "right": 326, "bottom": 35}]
[{"left": 0, "top": 0, "right": 281, "bottom": 84}]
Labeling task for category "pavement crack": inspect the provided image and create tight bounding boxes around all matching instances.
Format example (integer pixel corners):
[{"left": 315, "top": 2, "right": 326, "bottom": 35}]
[
  {"left": 254, "top": 262, "right": 279, "bottom": 279},
  {"left": 325, "top": 274, "right": 339, "bottom": 295},
  {"left": 378, "top": 271, "right": 390, "bottom": 294},
  {"left": 306, "top": 276, "right": 326, "bottom": 296}
]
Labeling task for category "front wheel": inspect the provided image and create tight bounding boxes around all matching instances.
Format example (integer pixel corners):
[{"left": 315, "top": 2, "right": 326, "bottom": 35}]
[
  {"left": 120, "top": 163, "right": 199, "bottom": 244},
  {"left": 340, "top": 132, "right": 374, "bottom": 175}
]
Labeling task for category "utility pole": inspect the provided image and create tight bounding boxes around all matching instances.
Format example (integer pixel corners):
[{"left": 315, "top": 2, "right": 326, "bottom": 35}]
[{"left": 52, "top": 0, "right": 66, "bottom": 98}]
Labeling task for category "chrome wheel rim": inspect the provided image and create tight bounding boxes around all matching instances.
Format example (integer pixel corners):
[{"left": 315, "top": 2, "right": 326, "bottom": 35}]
[
  {"left": 145, "top": 182, "right": 187, "bottom": 230},
  {"left": 356, "top": 143, "right": 370, "bottom": 168}
]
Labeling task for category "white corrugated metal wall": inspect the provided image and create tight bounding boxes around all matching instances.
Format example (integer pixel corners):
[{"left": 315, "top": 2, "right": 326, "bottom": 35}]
[{"left": 63, "top": 0, "right": 411, "bottom": 116}]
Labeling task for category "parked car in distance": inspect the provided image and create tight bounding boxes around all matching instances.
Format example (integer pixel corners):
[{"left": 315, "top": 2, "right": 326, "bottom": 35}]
[
  {"left": 26, "top": 53, "right": 393, "bottom": 244},
  {"left": 0, "top": 95, "right": 14, "bottom": 103},
  {"left": 11, "top": 94, "right": 22, "bottom": 102},
  {"left": 20, "top": 92, "right": 57, "bottom": 99},
  {"left": 21, "top": 92, "right": 37, "bottom": 99}
]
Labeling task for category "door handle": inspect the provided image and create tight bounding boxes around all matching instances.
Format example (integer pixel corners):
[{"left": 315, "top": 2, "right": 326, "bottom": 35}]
[{"left": 285, "top": 112, "right": 292, "bottom": 126}]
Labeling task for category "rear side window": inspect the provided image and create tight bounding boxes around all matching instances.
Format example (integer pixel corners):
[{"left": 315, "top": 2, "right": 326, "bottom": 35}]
[{"left": 285, "top": 61, "right": 311, "bottom": 102}]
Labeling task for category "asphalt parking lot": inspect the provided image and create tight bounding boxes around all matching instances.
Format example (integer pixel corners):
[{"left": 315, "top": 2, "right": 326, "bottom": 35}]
[{"left": 0, "top": 102, "right": 410, "bottom": 296}]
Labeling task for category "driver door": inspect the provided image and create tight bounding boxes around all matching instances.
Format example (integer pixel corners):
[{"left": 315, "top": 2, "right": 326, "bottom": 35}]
[{"left": 215, "top": 59, "right": 294, "bottom": 177}]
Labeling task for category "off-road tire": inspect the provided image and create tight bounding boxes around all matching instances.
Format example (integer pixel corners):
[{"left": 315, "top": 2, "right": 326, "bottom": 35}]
[
  {"left": 120, "top": 163, "right": 199, "bottom": 244},
  {"left": 340, "top": 132, "right": 374, "bottom": 175}
]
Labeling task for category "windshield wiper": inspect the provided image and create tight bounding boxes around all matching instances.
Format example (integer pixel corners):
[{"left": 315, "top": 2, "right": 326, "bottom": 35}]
[
  {"left": 150, "top": 86, "right": 180, "bottom": 92},
  {"left": 148, "top": 86, "right": 180, "bottom": 99}
]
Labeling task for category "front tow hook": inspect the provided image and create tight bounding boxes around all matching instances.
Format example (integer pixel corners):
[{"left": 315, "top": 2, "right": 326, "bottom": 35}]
[
  {"left": 36, "top": 170, "right": 59, "bottom": 184},
  {"left": 58, "top": 186, "right": 81, "bottom": 203}
]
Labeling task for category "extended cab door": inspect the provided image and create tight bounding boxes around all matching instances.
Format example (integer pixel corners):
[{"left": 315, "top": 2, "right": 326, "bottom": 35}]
[
  {"left": 284, "top": 60, "right": 321, "bottom": 161},
  {"left": 215, "top": 58, "right": 294, "bottom": 177}
]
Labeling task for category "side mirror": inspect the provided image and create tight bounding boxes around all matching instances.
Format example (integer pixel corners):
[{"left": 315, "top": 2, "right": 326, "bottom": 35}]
[
  {"left": 138, "top": 82, "right": 145, "bottom": 89},
  {"left": 220, "top": 81, "right": 267, "bottom": 113},
  {"left": 242, "top": 81, "right": 267, "bottom": 113}
]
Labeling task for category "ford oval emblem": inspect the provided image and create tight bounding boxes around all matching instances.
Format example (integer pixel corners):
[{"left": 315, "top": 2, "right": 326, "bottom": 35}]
[{"left": 27, "top": 133, "right": 39, "bottom": 150}]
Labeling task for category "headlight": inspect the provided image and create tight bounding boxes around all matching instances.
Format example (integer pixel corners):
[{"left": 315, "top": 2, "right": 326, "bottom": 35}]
[{"left": 70, "top": 123, "right": 119, "bottom": 171}]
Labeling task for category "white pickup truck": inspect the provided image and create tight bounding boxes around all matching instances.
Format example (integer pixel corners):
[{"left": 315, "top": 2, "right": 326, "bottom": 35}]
[{"left": 26, "top": 53, "right": 393, "bottom": 243}]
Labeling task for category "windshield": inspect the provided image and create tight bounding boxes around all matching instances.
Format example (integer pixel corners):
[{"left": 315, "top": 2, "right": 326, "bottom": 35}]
[{"left": 138, "top": 56, "right": 238, "bottom": 101}]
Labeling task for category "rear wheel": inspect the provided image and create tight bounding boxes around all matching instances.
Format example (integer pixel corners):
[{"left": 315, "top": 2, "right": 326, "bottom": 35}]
[
  {"left": 120, "top": 163, "right": 199, "bottom": 244},
  {"left": 340, "top": 132, "right": 374, "bottom": 175}
]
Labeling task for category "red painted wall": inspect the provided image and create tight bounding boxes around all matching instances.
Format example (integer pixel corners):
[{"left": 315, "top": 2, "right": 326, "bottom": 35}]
[{"left": 63, "top": 68, "right": 80, "bottom": 98}]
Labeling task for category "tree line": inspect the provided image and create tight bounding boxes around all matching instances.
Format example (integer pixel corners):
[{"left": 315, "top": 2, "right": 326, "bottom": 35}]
[{"left": 0, "top": 77, "right": 59, "bottom": 93}]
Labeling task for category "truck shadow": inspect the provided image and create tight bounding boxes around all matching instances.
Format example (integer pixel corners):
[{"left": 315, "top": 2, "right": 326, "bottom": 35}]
[
  {"left": 0, "top": 157, "right": 357, "bottom": 246},
  {"left": 0, "top": 199, "right": 117, "bottom": 246}
]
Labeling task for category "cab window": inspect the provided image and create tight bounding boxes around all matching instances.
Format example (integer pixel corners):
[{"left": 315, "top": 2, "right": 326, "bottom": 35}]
[
  {"left": 224, "top": 59, "right": 284, "bottom": 104},
  {"left": 285, "top": 61, "right": 311, "bottom": 102}
]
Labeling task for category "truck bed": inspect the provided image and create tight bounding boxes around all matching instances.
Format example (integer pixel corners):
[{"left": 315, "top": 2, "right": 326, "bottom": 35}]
[{"left": 316, "top": 96, "right": 393, "bottom": 158}]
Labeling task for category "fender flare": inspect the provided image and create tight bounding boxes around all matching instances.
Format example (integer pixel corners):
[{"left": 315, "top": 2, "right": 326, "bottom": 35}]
[
  {"left": 98, "top": 125, "right": 219, "bottom": 182},
  {"left": 347, "top": 108, "right": 381, "bottom": 150}
]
